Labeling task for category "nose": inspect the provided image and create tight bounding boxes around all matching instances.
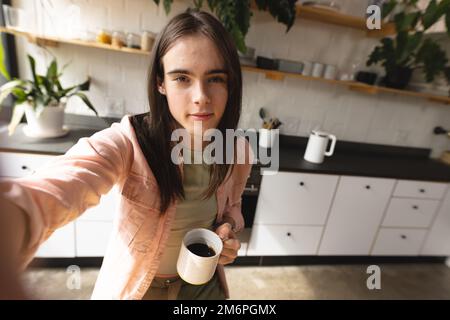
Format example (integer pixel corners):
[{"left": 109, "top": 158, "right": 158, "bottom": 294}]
[{"left": 192, "top": 80, "right": 211, "bottom": 106}]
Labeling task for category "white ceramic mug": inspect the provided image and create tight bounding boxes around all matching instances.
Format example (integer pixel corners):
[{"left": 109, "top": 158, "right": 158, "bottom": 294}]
[
  {"left": 302, "top": 61, "right": 313, "bottom": 76},
  {"left": 304, "top": 130, "right": 337, "bottom": 164},
  {"left": 324, "top": 64, "right": 337, "bottom": 80},
  {"left": 312, "top": 62, "right": 324, "bottom": 78},
  {"left": 176, "top": 228, "right": 223, "bottom": 285},
  {"left": 259, "top": 129, "right": 278, "bottom": 148}
]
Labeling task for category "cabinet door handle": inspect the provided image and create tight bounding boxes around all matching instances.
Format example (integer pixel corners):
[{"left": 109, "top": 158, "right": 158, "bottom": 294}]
[
  {"left": 419, "top": 188, "right": 426, "bottom": 193},
  {"left": 286, "top": 232, "right": 291, "bottom": 237},
  {"left": 412, "top": 205, "right": 419, "bottom": 210},
  {"left": 365, "top": 185, "right": 371, "bottom": 190},
  {"left": 400, "top": 234, "right": 407, "bottom": 239},
  {"left": 244, "top": 185, "right": 258, "bottom": 192},
  {"left": 299, "top": 182, "right": 304, "bottom": 186},
  {"left": 21, "top": 165, "right": 29, "bottom": 170}
]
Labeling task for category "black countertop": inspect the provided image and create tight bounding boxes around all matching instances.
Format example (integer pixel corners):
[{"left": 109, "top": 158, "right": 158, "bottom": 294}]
[
  {"left": 0, "top": 114, "right": 118, "bottom": 155},
  {"left": 0, "top": 114, "right": 449, "bottom": 182},
  {"left": 270, "top": 135, "right": 450, "bottom": 183}
]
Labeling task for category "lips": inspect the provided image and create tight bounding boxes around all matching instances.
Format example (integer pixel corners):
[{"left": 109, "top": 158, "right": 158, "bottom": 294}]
[{"left": 189, "top": 113, "right": 213, "bottom": 121}]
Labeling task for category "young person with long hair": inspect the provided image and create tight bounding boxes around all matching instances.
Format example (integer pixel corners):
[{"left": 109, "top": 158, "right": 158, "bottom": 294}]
[{"left": 0, "top": 10, "right": 253, "bottom": 300}]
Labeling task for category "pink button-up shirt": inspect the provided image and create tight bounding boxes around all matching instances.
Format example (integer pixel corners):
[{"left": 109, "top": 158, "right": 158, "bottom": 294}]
[{"left": 0, "top": 115, "right": 253, "bottom": 299}]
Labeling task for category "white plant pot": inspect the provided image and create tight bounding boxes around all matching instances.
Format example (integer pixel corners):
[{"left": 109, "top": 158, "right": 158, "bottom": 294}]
[
  {"left": 259, "top": 129, "right": 278, "bottom": 149},
  {"left": 24, "top": 102, "right": 69, "bottom": 138}
]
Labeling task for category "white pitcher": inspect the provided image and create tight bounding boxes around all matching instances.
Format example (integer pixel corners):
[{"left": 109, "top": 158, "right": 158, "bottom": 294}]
[{"left": 304, "top": 130, "right": 337, "bottom": 164}]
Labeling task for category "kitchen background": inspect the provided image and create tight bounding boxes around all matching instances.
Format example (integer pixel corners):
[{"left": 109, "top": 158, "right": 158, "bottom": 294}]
[
  {"left": 1, "top": 0, "right": 450, "bottom": 299},
  {"left": 7, "top": 0, "right": 450, "bottom": 158}
]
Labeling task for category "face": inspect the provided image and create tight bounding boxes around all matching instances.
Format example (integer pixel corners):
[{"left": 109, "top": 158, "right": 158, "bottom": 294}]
[{"left": 159, "top": 34, "right": 228, "bottom": 146}]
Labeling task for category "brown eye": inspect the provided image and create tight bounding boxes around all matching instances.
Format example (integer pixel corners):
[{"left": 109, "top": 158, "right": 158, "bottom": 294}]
[
  {"left": 209, "top": 76, "right": 225, "bottom": 83},
  {"left": 174, "top": 76, "right": 189, "bottom": 83}
]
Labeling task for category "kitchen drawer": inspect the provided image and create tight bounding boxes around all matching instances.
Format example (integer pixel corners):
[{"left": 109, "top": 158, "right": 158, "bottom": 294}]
[
  {"left": 381, "top": 198, "right": 440, "bottom": 228},
  {"left": 318, "top": 176, "right": 395, "bottom": 255},
  {"left": 0, "top": 151, "right": 56, "bottom": 178},
  {"left": 421, "top": 188, "right": 450, "bottom": 255},
  {"left": 75, "top": 221, "right": 113, "bottom": 257},
  {"left": 35, "top": 222, "right": 76, "bottom": 258},
  {"left": 393, "top": 180, "right": 447, "bottom": 200},
  {"left": 371, "top": 228, "right": 428, "bottom": 256},
  {"left": 247, "top": 225, "right": 323, "bottom": 256},
  {"left": 254, "top": 172, "right": 339, "bottom": 225}
]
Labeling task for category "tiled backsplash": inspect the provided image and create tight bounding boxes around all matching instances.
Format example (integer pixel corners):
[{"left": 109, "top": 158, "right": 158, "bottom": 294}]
[{"left": 11, "top": 0, "right": 450, "bottom": 157}]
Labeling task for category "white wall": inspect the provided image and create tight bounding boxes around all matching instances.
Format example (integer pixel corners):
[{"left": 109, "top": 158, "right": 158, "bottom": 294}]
[{"left": 11, "top": 0, "right": 450, "bottom": 157}]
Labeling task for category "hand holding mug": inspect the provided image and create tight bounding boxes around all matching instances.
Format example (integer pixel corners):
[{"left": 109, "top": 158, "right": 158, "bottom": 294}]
[{"left": 215, "top": 222, "right": 241, "bottom": 265}]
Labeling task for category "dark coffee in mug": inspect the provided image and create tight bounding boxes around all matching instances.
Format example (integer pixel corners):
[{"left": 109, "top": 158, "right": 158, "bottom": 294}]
[{"left": 187, "top": 243, "right": 216, "bottom": 257}]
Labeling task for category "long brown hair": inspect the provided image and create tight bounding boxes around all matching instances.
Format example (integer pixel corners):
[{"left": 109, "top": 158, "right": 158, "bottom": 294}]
[{"left": 130, "top": 10, "right": 242, "bottom": 213}]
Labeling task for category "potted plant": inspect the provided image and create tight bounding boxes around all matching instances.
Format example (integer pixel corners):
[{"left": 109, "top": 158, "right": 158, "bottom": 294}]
[
  {"left": 258, "top": 107, "right": 282, "bottom": 148},
  {"left": 0, "top": 54, "right": 97, "bottom": 137},
  {"left": 367, "top": 0, "right": 450, "bottom": 89},
  {"left": 0, "top": 38, "right": 10, "bottom": 81},
  {"left": 152, "top": 0, "right": 297, "bottom": 53}
]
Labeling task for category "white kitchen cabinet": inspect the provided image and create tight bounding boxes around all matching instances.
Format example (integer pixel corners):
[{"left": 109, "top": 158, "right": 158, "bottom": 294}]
[
  {"left": 75, "top": 221, "right": 113, "bottom": 257},
  {"left": 0, "top": 151, "right": 77, "bottom": 258},
  {"left": 247, "top": 225, "right": 323, "bottom": 256},
  {"left": 318, "top": 176, "right": 395, "bottom": 255},
  {"left": 421, "top": 186, "right": 450, "bottom": 255},
  {"left": 254, "top": 172, "right": 339, "bottom": 225},
  {"left": 371, "top": 228, "right": 428, "bottom": 256},
  {"left": 35, "top": 222, "right": 76, "bottom": 257},
  {"left": 0, "top": 150, "right": 118, "bottom": 258},
  {"left": 0, "top": 151, "right": 57, "bottom": 178},
  {"left": 393, "top": 180, "right": 447, "bottom": 200},
  {"left": 382, "top": 198, "right": 440, "bottom": 228},
  {"left": 237, "top": 228, "right": 251, "bottom": 256}
]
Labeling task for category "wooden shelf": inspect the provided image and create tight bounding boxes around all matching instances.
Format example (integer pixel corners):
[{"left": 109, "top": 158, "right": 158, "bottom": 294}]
[
  {"left": 2, "top": 26, "right": 448, "bottom": 105},
  {"left": 250, "top": 2, "right": 395, "bottom": 37},
  {"left": 296, "top": 5, "right": 395, "bottom": 37},
  {"left": 0, "top": 27, "right": 151, "bottom": 55},
  {"left": 241, "top": 65, "right": 450, "bottom": 105}
]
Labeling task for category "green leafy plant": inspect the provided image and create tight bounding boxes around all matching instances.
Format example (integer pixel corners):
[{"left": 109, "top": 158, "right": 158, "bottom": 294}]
[
  {"left": 0, "top": 38, "right": 10, "bottom": 81},
  {"left": 152, "top": 0, "right": 297, "bottom": 53},
  {"left": 367, "top": 0, "right": 450, "bottom": 88},
  {"left": 0, "top": 54, "right": 97, "bottom": 135}
]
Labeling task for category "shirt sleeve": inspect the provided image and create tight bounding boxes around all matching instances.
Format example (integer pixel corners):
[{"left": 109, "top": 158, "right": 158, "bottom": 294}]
[{"left": 0, "top": 120, "right": 132, "bottom": 268}]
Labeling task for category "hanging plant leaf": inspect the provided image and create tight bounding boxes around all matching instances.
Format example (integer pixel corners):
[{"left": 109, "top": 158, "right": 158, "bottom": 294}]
[
  {"left": 235, "top": 0, "right": 252, "bottom": 39},
  {"left": 381, "top": 0, "right": 397, "bottom": 20},
  {"left": 254, "top": 0, "right": 296, "bottom": 32},
  {"left": 163, "top": 0, "right": 173, "bottom": 15},
  {"left": 153, "top": 0, "right": 296, "bottom": 53},
  {"left": 421, "top": 0, "right": 449, "bottom": 30}
]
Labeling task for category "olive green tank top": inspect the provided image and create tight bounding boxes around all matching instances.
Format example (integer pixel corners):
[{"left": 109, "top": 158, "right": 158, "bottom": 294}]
[{"left": 156, "top": 149, "right": 217, "bottom": 276}]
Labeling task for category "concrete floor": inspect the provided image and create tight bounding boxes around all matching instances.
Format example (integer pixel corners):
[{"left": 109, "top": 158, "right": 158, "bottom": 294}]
[{"left": 21, "top": 263, "right": 450, "bottom": 300}]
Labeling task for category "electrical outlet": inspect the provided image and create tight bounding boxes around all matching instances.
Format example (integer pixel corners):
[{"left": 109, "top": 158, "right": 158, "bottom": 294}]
[{"left": 105, "top": 97, "right": 125, "bottom": 117}]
